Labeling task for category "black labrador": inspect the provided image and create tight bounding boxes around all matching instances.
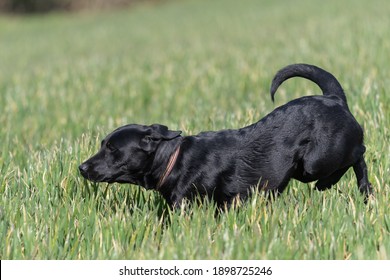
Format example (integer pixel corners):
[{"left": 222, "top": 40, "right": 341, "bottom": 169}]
[{"left": 79, "top": 63, "right": 372, "bottom": 208}]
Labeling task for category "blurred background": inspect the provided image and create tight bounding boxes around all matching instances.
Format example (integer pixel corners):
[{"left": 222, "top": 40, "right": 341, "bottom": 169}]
[
  {"left": 0, "top": 0, "right": 150, "bottom": 13},
  {"left": 1, "top": 0, "right": 389, "bottom": 260}
]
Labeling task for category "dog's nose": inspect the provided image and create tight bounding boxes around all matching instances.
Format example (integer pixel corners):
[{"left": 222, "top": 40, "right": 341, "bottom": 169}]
[{"left": 79, "top": 163, "right": 89, "bottom": 175}]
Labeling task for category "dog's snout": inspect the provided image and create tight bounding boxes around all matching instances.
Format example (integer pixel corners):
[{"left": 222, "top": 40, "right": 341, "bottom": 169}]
[{"left": 79, "top": 163, "right": 89, "bottom": 175}]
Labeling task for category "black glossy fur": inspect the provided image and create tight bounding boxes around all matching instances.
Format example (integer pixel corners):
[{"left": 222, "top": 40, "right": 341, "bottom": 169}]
[{"left": 79, "top": 64, "right": 372, "bottom": 207}]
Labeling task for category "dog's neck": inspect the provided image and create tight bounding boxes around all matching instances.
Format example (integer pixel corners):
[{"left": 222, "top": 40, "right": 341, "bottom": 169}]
[
  {"left": 143, "top": 137, "right": 182, "bottom": 190},
  {"left": 157, "top": 144, "right": 181, "bottom": 189}
]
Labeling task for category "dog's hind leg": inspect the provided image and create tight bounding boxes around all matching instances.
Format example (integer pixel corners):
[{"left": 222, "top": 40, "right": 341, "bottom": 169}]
[
  {"left": 353, "top": 156, "right": 373, "bottom": 199},
  {"left": 315, "top": 167, "right": 350, "bottom": 191}
]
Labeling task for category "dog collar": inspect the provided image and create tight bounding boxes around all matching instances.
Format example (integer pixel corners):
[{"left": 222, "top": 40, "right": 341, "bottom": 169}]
[{"left": 157, "top": 144, "right": 181, "bottom": 189}]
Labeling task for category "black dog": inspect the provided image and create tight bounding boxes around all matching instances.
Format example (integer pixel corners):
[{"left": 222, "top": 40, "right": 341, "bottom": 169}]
[{"left": 79, "top": 63, "right": 372, "bottom": 207}]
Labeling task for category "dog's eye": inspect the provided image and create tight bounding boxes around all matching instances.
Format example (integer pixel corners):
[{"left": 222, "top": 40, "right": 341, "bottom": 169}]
[
  {"left": 106, "top": 142, "right": 117, "bottom": 152},
  {"left": 144, "top": 136, "right": 152, "bottom": 143}
]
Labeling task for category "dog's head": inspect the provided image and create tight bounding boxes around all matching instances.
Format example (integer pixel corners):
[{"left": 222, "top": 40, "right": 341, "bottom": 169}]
[{"left": 79, "top": 124, "right": 182, "bottom": 185}]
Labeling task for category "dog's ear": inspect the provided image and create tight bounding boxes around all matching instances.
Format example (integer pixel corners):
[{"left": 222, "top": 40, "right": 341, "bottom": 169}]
[
  {"left": 140, "top": 124, "right": 182, "bottom": 152},
  {"left": 149, "top": 124, "right": 182, "bottom": 140}
]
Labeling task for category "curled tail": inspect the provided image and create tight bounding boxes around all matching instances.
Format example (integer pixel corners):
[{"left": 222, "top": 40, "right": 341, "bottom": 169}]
[{"left": 270, "top": 63, "right": 347, "bottom": 104}]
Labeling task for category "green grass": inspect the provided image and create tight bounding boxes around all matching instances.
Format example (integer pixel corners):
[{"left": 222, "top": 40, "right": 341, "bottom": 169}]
[{"left": 0, "top": 0, "right": 389, "bottom": 259}]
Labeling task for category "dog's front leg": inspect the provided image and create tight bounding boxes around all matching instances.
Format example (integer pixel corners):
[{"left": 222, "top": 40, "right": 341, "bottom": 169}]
[{"left": 168, "top": 192, "right": 185, "bottom": 210}]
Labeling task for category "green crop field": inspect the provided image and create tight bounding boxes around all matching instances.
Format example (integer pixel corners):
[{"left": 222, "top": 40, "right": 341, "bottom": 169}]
[{"left": 0, "top": 0, "right": 389, "bottom": 259}]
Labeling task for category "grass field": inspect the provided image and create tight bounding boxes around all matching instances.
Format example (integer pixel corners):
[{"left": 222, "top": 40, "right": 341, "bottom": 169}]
[{"left": 0, "top": 0, "right": 389, "bottom": 259}]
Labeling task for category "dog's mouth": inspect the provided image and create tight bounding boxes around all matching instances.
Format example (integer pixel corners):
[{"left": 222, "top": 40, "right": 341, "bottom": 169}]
[
  {"left": 81, "top": 172, "right": 117, "bottom": 184},
  {"left": 79, "top": 163, "right": 109, "bottom": 183},
  {"left": 79, "top": 164, "right": 136, "bottom": 185},
  {"left": 80, "top": 171, "right": 106, "bottom": 183}
]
